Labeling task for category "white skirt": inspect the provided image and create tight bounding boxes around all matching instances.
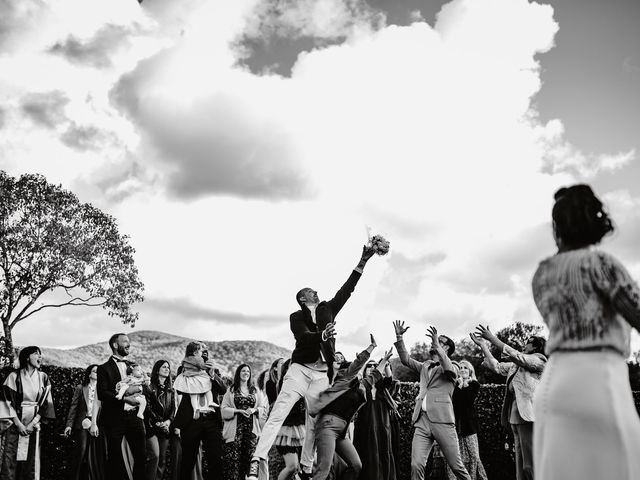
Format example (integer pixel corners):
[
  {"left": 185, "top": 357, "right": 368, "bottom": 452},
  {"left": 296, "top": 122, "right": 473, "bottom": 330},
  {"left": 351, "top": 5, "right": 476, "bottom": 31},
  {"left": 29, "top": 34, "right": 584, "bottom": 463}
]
[{"left": 534, "top": 350, "right": 640, "bottom": 480}]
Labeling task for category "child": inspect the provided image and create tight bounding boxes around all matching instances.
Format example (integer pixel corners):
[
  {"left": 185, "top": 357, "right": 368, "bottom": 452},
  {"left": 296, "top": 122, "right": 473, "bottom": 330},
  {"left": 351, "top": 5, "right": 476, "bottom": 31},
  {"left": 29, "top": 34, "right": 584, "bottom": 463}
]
[
  {"left": 115, "top": 363, "right": 148, "bottom": 420},
  {"left": 174, "top": 342, "right": 219, "bottom": 419}
]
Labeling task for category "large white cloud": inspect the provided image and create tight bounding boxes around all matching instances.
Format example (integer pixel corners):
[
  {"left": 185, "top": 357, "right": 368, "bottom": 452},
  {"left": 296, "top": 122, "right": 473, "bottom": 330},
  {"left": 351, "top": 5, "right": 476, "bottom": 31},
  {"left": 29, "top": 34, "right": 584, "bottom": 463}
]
[{"left": 1, "top": 0, "right": 639, "bottom": 356}]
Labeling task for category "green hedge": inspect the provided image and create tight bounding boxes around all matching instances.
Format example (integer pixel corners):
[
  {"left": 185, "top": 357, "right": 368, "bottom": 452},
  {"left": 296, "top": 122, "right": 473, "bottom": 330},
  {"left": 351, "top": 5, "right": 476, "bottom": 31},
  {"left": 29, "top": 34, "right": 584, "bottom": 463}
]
[{"left": 7, "top": 367, "right": 640, "bottom": 480}]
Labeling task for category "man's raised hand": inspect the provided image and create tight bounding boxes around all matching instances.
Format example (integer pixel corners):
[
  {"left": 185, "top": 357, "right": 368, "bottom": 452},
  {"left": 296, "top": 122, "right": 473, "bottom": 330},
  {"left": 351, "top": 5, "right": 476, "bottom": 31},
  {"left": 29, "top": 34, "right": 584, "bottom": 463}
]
[
  {"left": 370, "top": 334, "right": 377, "bottom": 349},
  {"left": 393, "top": 320, "right": 410, "bottom": 336},
  {"left": 426, "top": 326, "right": 439, "bottom": 347}
]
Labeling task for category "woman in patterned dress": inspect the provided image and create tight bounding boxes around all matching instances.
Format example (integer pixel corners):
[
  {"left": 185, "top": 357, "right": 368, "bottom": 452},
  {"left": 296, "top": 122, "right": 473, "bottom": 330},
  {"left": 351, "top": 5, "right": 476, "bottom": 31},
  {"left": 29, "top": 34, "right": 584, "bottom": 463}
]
[
  {"left": 531, "top": 184, "right": 640, "bottom": 480},
  {"left": 445, "top": 360, "right": 488, "bottom": 480},
  {"left": 221, "top": 364, "right": 268, "bottom": 480}
]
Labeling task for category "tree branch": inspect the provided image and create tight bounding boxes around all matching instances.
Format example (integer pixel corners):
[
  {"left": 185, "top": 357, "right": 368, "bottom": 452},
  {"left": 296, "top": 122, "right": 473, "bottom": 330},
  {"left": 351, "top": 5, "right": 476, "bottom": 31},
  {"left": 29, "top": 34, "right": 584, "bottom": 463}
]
[{"left": 13, "top": 296, "right": 107, "bottom": 325}]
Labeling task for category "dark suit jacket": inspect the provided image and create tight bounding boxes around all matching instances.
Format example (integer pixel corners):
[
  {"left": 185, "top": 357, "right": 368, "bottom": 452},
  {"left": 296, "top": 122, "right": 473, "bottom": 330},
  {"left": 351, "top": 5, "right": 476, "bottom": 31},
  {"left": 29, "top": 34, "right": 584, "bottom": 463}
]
[
  {"left": 96, "top": 357, "right": 126, "bottom": 427},
  {"left": 65, "top": 384, "right": 92, "bottom": 430},
  {"left": 290, "top": 269, "right": 362, "bottom": 378},
  {"left": 172, "top": 373, "right": 227, "bottom": 430}
]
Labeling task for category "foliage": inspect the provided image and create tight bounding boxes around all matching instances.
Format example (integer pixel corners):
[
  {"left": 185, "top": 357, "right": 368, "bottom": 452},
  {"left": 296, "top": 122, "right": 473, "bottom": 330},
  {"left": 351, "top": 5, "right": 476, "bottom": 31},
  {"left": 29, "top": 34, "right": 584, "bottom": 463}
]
[
  {"left": 0, "top": 172, "right": 144, "bottom": 360},
  {"left": 4, "top": 367, "right": 638, "bottom": 480}
]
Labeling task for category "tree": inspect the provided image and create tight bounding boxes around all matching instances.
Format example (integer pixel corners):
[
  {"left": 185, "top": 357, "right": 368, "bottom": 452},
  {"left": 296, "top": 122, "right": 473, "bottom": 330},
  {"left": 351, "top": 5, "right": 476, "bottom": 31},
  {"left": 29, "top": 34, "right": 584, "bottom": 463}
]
[{"left": 0, "top": 172, "right": 144, "bottom": 362}]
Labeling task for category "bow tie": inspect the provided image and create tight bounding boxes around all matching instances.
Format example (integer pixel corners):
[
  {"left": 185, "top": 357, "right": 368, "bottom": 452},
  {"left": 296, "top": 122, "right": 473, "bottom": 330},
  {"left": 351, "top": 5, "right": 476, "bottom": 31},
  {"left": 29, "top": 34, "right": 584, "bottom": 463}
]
[{"left": 112, "top": 356, "right": 129, "bottom": 364}]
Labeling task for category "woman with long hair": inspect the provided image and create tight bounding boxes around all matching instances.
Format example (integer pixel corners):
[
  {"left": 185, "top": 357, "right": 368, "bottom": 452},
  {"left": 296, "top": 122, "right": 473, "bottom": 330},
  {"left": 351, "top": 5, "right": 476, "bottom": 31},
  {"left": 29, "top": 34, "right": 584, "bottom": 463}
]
[
  {"left": 221, "top": 364, "right": 268, "bottom": 480},
  {"left": 145, "top": 359, "right": 179, "bottom": 480},
  {"left": 445, "top": 360, "right": 487, "bottom": 480},
  {"left": 531, "top": 184, "right": 640, "bottom": 480},
  {"left": 353, "top": 357, "right": 400, "bottom": 480},
  {"left": 0, "top": 346, "right": 55, "bottom": 480},
  {"left": 63, "top": 364, "right": 106, "bottom": 480}
]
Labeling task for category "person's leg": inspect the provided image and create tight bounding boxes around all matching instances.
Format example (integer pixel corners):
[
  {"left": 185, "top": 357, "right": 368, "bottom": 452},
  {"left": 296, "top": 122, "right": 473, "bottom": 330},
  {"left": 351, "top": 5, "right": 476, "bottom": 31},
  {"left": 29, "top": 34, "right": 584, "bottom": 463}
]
[
  {"left": 117, "top": 384, "right": 129, "bottom": 400},
  {"left": 277, "top": 452, "right": 300, "bottom": 480},
  {"left": 511, "top": 424, "right": 524, "bottom": 480},
  {"left": 252, "top": 364, "right": 309, "bottom": 462},
  {"left": 69, "top": 429, "right": 89, "bottom": 480},
  {"left": 201, "top": 417, "right": 224, "bottom": 480},
  {"left": 431, "top": 423, "right": 471, "bottom": 480},
  {"left": 156, "top": 434, "right": 170, "bottom": 480},
  {"left": 179, "top": 422, "right": 201, "bottom": 480},
  {"left": 312, "top": 415, "right": 341, "bottom": 480},
  {"left": 0, "top": 425, "right": 19, "bottom": 480},
  {"left": 124, "top": 416, "right": 148, "bottom": 480},
  {"left": 411, "top": 413, "right": 435, "bottom": 480},
  {"left": 104, "top": 424, "right": 128, "bottom": 480},
  {"left": 334, "top": 438, "right": 362, "bottom": 480},
  {"left": 145, "top": 435, "right": 160, "bottom": 480},
  {"left": 169, "top": 434, "right": 181, "bottom": 480},
  {"left": 517, "top": 422, "right": 534, "bottom": 480},
  {"left": 300, "top": 369, "right": 330, "bottom": 474}
]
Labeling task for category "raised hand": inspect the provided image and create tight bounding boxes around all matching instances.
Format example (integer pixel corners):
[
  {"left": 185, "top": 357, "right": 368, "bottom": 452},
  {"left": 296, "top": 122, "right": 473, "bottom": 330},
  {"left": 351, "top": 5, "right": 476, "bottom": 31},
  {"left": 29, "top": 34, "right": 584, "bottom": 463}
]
[
  {"left": 426, "top": 326, "right": 439, "bottom": 347},
  {"left": 475, "top": 325, "right": 495, "bottom": 342},
  {"left": 469, "top": 332, "right": 485, "bottom": 347},
  {"left": 383, "top": 348, "right": 393, "bottom": 362},
  {"left": 370, "top": 334, "right": 377, "bottom": 349},
  {"left": 361, "top": 244, "right": 376, "bottom": 262},
  {"left": 393, "top": 320, "right": 410, "bottom": 336}
]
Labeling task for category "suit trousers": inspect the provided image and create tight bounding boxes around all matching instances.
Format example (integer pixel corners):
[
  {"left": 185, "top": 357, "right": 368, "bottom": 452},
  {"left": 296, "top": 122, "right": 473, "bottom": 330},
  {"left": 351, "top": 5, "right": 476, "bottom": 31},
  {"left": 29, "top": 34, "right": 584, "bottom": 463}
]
[
  {"left": 179, "top": 413, "right": 223, "bottom": 480},
  {"left": 252, "top": 363, "right": 329, "bottom": 472},
  {"left": 411, "top": 411, "right": 471, "bottom": 480},
  {"left": 512, "top": 422, "right": 533, "bottom": 480},
  {"left": 104, "top": 414, "right": 146, "bottom": 480},
  {"left": 312, "top": 414, "right": 361, "bottom": 480}
]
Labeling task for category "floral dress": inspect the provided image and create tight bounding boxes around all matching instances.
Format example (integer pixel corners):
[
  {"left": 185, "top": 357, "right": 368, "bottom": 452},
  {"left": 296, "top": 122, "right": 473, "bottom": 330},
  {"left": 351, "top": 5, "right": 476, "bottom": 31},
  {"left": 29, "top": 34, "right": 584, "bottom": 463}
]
[{"left": 223, "top": 392, "right": 257, "bottom": 480}]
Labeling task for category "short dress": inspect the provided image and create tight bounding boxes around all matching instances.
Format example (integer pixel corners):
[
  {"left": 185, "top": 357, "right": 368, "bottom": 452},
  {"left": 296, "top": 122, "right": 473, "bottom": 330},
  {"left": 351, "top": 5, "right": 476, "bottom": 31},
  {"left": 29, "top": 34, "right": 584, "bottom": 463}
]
[
  {"left": 532, "top": 248, "right": 640, "bottom": 480},
  {"left": 274, "top": 398, "right": 306, "bottom": 455}
]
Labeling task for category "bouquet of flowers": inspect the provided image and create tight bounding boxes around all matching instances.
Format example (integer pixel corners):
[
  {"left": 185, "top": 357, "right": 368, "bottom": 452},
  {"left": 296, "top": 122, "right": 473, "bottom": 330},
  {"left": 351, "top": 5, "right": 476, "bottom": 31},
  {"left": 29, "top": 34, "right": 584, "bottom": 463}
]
[{"left": 368, "top": 234, "right": 390, "bottom": 256}]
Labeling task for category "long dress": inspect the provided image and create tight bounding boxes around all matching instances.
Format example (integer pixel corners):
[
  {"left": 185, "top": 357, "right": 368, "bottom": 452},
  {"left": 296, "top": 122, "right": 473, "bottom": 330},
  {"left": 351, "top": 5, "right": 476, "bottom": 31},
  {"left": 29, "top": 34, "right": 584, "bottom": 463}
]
[
  {"left": 0, "top": 369, "right": 55, "bottom": 480},
  {"left": 353, "top": 375, "right": 399, "bottom": 480},
  {"left": 532, "top": 248, "right": 640, "bottom": 480},
  {"left": 222, "top": 392, "right": 258, "bottom": 480},
  {"left": 445, "top": 381, "right": 488, "bottom": 480}
]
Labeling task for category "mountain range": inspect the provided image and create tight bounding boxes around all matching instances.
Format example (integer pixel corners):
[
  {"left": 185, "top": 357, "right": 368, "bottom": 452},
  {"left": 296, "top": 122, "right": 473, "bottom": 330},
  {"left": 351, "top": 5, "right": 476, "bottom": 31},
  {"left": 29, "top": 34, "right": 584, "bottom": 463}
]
[{"left": 36, "top": 330, "right": 292, "bottom": 378}]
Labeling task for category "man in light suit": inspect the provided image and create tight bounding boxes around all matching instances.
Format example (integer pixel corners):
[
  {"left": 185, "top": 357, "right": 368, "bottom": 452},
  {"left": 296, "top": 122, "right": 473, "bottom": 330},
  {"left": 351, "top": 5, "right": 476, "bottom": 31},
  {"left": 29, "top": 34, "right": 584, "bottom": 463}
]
[
  {"left": 394, "top": 320, "right": 471, "bottom": 480},
  {"left": 471, "top": 325, "right": 547, "bottom": 480}
]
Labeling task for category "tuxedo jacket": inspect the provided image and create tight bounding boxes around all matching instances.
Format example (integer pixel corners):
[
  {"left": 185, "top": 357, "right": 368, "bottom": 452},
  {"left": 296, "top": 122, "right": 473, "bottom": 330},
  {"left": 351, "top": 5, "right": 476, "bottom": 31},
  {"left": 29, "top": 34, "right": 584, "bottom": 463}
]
[
  {"left": 290, "top": 269, "right": 362, "bottom": 378},
  {"left": 65, "top": 384, "right": 92, "bottom": 430},
  {"left": 395, "top": 338, "right": 457, "bottom": 425},
  {"left": 96, "top": 357, "right": 127, "bottom": 427}
]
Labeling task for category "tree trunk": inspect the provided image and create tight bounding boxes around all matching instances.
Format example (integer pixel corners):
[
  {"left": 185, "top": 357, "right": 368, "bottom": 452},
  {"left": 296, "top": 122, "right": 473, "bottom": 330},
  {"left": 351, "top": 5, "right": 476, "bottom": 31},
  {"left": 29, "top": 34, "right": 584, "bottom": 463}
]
[{"left": 0, "top": 322, "right": 13, "bottom": 368}]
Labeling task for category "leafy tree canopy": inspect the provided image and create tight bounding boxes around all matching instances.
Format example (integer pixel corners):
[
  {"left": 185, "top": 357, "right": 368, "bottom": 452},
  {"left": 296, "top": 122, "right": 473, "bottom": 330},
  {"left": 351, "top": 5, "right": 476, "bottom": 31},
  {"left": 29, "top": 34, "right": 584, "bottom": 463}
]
[{"left": 0, "top": 172, "right": 144, "bottom": 360}]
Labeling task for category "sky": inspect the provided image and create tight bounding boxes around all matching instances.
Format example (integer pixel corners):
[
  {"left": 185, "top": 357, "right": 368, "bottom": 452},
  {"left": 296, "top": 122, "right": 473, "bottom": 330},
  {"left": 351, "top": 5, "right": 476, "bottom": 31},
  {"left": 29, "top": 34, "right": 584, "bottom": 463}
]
[{"left": 1, "top": 0, "right": 639, "bottom": 359}]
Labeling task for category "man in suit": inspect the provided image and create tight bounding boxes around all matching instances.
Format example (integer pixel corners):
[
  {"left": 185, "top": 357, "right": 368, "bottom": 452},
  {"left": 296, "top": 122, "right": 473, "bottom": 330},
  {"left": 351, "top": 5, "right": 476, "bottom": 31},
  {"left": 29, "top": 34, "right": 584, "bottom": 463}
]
[
  {"left": 471, "top": 325, "right": 546, "bottom": 480},
  {"left": 394, "top": 321, "right": 471, "bottom": 480},
  {"left": 247, "top": 245, "right": 377, "bottom": 480},
  {"left": 97, "top": 333, "right": 146, "bottom": 480},
  {"left": 173, "top": 350, "right": 227, "bottom": 480}
]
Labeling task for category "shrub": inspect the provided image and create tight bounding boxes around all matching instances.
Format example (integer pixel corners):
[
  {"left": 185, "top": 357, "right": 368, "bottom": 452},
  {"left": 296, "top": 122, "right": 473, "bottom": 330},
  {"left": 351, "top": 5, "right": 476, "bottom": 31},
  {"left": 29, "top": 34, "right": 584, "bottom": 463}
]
[{"left": 2, "top": 367, "right": 637, "bottom": 480}]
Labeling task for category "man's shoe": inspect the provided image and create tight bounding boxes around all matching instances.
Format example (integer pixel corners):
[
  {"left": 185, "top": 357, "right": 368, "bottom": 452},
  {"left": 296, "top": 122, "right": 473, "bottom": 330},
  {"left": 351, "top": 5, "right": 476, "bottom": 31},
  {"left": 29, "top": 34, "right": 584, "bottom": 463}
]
[
  {"left": 245, "top": 459, "right": 260, "bottom": 479},
  {"left": 298, "top": 470, "right": 312, "bottom": 480}
]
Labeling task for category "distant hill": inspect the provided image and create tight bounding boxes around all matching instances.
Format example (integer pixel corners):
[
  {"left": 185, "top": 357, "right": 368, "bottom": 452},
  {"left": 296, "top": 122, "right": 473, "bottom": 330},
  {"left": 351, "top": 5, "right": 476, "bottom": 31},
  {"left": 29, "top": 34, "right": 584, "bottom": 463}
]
[{"left": 36, "top": 330, "right": 291, "bottom": 377}]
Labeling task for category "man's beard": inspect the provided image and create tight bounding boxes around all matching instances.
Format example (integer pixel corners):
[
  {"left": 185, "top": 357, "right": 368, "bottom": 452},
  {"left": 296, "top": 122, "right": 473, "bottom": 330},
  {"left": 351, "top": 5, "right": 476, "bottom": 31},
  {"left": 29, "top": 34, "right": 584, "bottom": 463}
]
[{"left": 117, "top": 346, "right": 128, "bottom": 357}]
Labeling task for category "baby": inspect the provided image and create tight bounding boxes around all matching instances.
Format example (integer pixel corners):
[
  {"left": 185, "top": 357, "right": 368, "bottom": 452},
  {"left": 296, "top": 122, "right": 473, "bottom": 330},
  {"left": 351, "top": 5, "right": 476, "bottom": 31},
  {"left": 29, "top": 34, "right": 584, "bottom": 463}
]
[
  {"left": 115, "top": 363, "right": 148, "bottom": 419},
  {"left": 173, "top": 342, "right": 219, "bottom": 419}
]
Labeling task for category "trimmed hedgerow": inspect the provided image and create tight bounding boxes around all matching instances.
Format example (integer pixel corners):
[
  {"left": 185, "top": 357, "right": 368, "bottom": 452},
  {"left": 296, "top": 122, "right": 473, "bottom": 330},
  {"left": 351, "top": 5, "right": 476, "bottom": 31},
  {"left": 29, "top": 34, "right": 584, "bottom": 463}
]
[{"left": 3, "top": 367, "right": 638, "bottom": 480}]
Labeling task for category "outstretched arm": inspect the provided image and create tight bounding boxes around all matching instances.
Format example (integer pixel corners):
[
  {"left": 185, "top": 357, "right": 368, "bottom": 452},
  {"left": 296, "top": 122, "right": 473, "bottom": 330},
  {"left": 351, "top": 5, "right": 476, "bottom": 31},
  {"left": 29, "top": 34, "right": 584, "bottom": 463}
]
[
  {"left": 393, "top": 320, "right": 423, "bottom": 373},
  {"left": 426, "top": 326, "right": 456, "bottom": 381},
  {"left": 470, "top": 332, "right": 512, "bottom": 376},
  {"left": 327, "top": 245, "right": 376, "bottom": 316}
]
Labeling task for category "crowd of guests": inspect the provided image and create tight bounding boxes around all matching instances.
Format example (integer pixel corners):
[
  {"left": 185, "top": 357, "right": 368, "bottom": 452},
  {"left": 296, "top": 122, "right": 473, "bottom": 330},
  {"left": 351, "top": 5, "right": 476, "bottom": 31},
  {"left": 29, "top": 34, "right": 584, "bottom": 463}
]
[{"left": 0, "top": 183, "right": 639, "bottom": 480}]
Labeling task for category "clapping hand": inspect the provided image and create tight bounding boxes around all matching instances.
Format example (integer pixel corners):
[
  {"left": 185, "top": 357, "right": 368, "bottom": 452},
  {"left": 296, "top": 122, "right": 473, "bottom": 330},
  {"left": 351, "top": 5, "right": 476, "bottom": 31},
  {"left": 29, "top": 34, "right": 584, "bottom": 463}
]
[{"left": 393, "top": 320, "right": 410, "bottom": 336}]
